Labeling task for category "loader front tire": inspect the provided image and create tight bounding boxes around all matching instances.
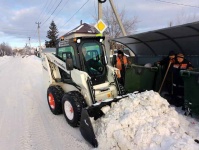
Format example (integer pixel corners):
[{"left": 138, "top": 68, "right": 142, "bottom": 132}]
[
  {"left": 47, "top": 86, "right": 64, "bottom": 115},
  {"left": 62, "top": 91, "right": 86, "bottom": 127}
]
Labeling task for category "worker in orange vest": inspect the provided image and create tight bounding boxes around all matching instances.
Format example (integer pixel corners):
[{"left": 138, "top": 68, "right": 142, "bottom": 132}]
[
  {"left": 115, "top": 50, "right": 129, "bottom": 86},
  {"left": 172, "top": 53, "right": 193, "bottom": 108}
]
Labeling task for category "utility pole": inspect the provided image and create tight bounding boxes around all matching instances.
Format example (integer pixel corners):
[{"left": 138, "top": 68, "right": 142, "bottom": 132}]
[
  {"left": 35, "top": 22, "right": 41, "bottom": 55},
  {"left": 28, "top": 37, "right": 31, "bottom": 48},
  {"left": 98, "top": 2, "right": 103, "bottom": 20},
  {"left": 109, "top": 0, "right": 126, "bottom": 36},
  {"left": 98, "top": 0, "right": 106, "bottom": 20},
  {"left": 98, "top": 0, "right": 126, "bottom": 36}
]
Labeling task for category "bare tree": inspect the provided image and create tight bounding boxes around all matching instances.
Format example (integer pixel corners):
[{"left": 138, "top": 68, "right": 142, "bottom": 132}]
[
  {"left": 93, "top": 6, "right": 138, "bottom": 49},
  {"left": 169, "top": 10, "right": 198, "bottom": 27},
  {"left": 102, "top": 6, "right": 138, "bottom": 38},
  {"left": 0, "top": 42, "right": 12, "bottom": 56},
  {"left": 93, "top": 6, "right": 138, "bottom": 38}
]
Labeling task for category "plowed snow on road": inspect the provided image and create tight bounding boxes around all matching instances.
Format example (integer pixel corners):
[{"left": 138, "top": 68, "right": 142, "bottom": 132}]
[
  {"left": 0, "top": 56, "right": 199, "bottom": 150},
  {"left": 0, "top": 56, "right": 91, "bottom": 150}
]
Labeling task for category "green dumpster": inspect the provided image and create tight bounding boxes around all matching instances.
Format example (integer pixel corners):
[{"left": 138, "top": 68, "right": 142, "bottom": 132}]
[
  {"left": 124, "top": 64, "right": 158, "bottom": 93},
  {"left": 181, "top": 70, "right": 199, "bottom": 115}
]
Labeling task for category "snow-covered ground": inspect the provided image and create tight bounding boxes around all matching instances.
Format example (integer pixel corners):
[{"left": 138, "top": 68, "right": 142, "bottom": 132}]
[
  {"left": 0, "top": 56, "right": 198, "bottom": 150},
  {"left": 0, "top": 56, "right": 90, "bottom": 150}
]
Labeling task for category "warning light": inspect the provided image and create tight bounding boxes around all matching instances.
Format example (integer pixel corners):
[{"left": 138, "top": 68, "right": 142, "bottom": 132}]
[{"left": 60, "top": 37, "right": 64, "bottom": 41}]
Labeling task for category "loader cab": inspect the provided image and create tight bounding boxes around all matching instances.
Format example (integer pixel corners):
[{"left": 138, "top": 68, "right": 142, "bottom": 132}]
[
  {"left": 78, "top": 37, "right": 107, "bottom": 85},
  {"left": 57, "top": 37, "right": 107, "bottom": 85}
]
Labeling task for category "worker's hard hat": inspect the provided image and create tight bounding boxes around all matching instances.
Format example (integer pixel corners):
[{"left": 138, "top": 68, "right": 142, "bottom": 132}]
[{"left": 168, "top": 51, "right": 175, "bottom": 56}]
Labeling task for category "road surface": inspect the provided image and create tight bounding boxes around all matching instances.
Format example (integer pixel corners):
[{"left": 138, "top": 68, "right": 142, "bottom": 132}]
[{"left": 0, "top": 56, "right": 91, "bottom": 150}]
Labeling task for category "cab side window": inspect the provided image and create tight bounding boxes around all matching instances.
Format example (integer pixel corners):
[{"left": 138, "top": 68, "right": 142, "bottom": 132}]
[{"left": 58, "top": 46, "right": 76, "bottom": 66}]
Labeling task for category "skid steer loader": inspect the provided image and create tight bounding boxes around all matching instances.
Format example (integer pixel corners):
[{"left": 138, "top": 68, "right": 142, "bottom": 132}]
[{"left": 42, "top": 36, "right": 127, "bottom": 147}]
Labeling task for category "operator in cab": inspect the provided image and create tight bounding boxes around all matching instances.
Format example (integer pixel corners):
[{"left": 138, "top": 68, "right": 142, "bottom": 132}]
[{"left": 81, "top": 47, "right": 104, "bottom": 80}]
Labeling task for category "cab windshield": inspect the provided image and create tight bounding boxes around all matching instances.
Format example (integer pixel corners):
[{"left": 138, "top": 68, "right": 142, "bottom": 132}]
[{"left": 80, "top": 42, "right": 105, "bottom": 77}]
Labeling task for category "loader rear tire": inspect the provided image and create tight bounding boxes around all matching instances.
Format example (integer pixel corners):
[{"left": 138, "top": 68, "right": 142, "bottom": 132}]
[
  {"left": 47, "top": 86, "right": 64, "bottom": 115},
  {"left": 62, "top": 91, "right": 87, "bottom": 127},
  {"left": 118, "top": 83, "right": 127, "bottom": 95}
]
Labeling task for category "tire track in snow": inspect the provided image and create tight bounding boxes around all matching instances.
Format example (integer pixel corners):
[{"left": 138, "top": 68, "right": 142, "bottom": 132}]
[
  {"left": 0, "top": 57, "right": 26, "bottom": 150},
  {"left": 18, "top": 57, "right": 91, "bottom": 150},
  {"left": 18, "top": 58, "right": 54, "bottom": 150},
  {"left": 0, "top": 56, "right": 91, "bottom": 150}
]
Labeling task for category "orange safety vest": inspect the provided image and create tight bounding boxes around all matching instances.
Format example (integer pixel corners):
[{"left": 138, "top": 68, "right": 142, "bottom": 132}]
[{"left": 116, "top": 56, "right": 128, "bottom": 70}]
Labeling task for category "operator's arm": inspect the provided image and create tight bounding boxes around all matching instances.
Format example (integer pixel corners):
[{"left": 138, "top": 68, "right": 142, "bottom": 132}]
[{"left": 89, "top": 59, "right": 104, "bottom": 73}]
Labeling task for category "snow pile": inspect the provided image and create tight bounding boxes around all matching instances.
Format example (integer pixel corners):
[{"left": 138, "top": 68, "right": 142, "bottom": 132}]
[
  {"left": 22, "top": 55, "right": 41, "bottom": 64},
  {"left": 0, "top": 56, "right": 12, "bottom": 65},
  {"left": 93, "top": 91, "right": 199, "bottom": 150},
  {"left": 27, "top": 55, "right": 41, "bottom": 61},
  {"left": 21, "top": 55, "right": 41, "bottom": 61}
]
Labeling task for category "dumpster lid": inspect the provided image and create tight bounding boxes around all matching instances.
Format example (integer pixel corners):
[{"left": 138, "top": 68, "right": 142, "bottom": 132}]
[{"left": 112, "top": 21, "right": 199, "bottom": 57}]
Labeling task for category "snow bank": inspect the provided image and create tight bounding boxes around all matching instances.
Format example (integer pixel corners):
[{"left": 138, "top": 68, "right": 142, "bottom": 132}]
[
  {"left": 27, "top": 55, "right": 41, "bottom": 61},
  {"left": 0, "top": 56, "right": 12, "bottom": 65},
  {"left": 22, "top": 55, "right": 41, "bottom": 61},
  {"left": 21, "top": 55, "right": 41, "bottom": 65},
  {"left": 93, "top": 91, "right": 199, "bottom": 150}
]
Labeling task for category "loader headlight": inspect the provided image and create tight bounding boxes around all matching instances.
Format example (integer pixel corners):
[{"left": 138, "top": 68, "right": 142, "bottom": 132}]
[
  {"left": 99, "top": 38, "right": 103, "bottom": 43},
  {"left": 77, "top": 39, "right": 81, "bottom": 43},
  {"left": 73, "top": 38, "right": 81, "bottom": 43}
]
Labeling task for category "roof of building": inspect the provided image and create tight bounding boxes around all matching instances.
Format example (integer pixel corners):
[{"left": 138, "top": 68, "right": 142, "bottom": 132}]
[
  {"left": 61, "top": 23, "right": 99, "bottom": 38},
  {"left": 112, "top": 21, "right": 199, "bottom": 56}
]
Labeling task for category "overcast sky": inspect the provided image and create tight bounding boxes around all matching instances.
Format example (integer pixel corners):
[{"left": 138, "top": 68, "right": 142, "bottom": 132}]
[{"left": 1, "top": 0, "right": 199, "bottom": 48}]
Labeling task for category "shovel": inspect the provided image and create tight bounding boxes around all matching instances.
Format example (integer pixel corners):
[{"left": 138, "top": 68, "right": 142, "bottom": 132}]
[{"left": 158, "top": 61, "right": 172, "bottom": 93}]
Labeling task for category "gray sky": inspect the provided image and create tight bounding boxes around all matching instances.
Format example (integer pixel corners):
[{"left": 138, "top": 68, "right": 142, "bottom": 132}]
[{"left": 0, "top": 0, "right": 199, "bottom": 48}]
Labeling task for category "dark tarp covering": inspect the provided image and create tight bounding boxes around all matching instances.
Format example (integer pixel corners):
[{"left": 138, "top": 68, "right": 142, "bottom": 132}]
[{"left": 112, "top": 21, "right": 199, "bottom": 57}]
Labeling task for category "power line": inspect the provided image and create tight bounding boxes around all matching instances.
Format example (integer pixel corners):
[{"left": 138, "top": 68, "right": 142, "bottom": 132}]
[
  {"left": 94, "top": 0, "right": 97, "bottom": 18},
  {"left": 36, "top": 0, "right": 49, "bottom": 22},
  {"left": 60, "top": 0, "right": 90, "bottom": 28},
  {"left": 30, "top": 0, "right": 55, "bottom": 42},
  {"left": 27, "top": 0, "right": 52, "bottom": 42},
  {"left": 39, "top": 0, "right": 54, "bottom": 22},
  {"left": 152, "top": 0, "right": 199, "bottom": 9},
  {"left": 41, "top": 0, "right": 70, "bottom": 29},
  {"left": 33, "top": 0, "right": 60, "bottom": 40},
  {"left": 52, "top": 0, "right": 71, "bottom": 20},
  {"left": 35, "top": 0, "right": 90, "bottom": 40},
  {"left": 39, "top": 0, "right": 71, "bottom": 30},
  {"left": 41, "top": 0, "right": 63, "bottom": 26}
]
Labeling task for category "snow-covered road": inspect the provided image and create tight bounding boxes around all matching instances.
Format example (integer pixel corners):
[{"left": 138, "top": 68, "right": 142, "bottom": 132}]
[
  {"left": 0, "top": 56, "right": 199, "bottom": 150},
  {"left": 0, "top": 56, "right": 91, "bottom": 150}
]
